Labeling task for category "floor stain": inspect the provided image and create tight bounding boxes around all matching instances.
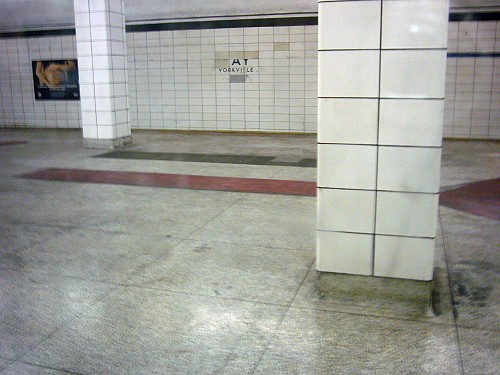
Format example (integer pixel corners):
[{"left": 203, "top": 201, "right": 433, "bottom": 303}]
[
  {"left": 450, "top": 262, "right": 498, "bottom": 314},
  {"left": 193, "top": 243, "right": 211, "bottom": 253}
]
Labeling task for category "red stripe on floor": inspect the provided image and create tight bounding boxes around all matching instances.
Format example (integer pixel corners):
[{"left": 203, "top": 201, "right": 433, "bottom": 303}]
[
  {"left": 21, "top": 168, "right": 317, "bottom": 197},
  {"left": 440, "top": 178, "right": 500, "bottom": 220}
]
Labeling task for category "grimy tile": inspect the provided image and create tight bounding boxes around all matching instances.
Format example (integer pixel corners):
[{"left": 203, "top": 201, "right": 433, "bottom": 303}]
[
  {"left": 255, "top": 308, "right": 462, "bottom": 374},
  {"left": 127, "top": 239, "right": 314, "bottom": 305},
  {"left": 0, "top": 270, "right": 114, "bottom": 359},
  {"left": 21, "top": 286, "right": 288, "bottom": 375}
]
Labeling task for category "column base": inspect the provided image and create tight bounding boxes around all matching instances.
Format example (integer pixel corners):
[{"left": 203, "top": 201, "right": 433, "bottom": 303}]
[
  {"left": 309, "top": 271, "right": 437, "bottom": 318},
  {"left": 83, "top": 136, "right": 132, "bottom": 149}
]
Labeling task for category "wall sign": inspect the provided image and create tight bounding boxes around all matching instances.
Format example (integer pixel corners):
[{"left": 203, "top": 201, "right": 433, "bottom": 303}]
[
  {"left": 218, "top": 59, "right": 255, "bottom": 74},
  {"left": 32, "top": 59, "right": 80, "bottom": 100},
  {"left": 216, "top": 51, "right": 258, "bottom": 83}
]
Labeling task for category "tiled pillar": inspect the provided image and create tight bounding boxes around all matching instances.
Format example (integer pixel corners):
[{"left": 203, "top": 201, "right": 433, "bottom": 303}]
[
  {"left": 317, "top": 0, "right": 449, "bottom": 281},
  {"left": 74, "top": 0, "right": 131, "bottom": 148}
]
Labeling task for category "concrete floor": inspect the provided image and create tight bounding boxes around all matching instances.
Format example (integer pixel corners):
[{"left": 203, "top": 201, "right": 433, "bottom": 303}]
[{"left": 0, "top": 129, "right": 498, "bottom": 374}]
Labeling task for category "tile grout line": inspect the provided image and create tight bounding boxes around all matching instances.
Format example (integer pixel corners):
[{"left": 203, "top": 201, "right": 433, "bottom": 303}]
[
  {"left": 181, "top": 190, "right": 254, "bottom": 242},
  {"left": 2, "top": 264, "right": 464, "bottom": 328},
  {"left": 438, "top": 207, "right": 466, "bottom": 375},
  {"left": 247, "top": 258, "right": 317, "bottom": 374},
  {"left": 0, "top": 359, "right": 84, "bottom": 375},
  {"left": 372, "top": 0, "right": 384, "bottom": 276},
  {"left": 1, "top": 280, "right": 125, "bottom": 374}
]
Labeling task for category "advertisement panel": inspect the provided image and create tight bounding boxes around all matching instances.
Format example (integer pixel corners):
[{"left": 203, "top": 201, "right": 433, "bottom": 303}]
[{"left": 32, "top": 59, "right": 80, "bottom": 100}]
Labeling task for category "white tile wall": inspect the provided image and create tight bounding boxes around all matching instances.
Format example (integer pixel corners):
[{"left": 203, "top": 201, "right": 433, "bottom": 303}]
[
  {"left": 0, "top": 22, "right": 318, "bottom": 132},
  {"left": 375, "top": 192, "right": 439, "bottom": 238},
  {"left": 379, "top": 99, "right": 444, "bottom": 146},
  {"left": 318, "top": 50, "right": 380, "bottom": 98},
  {"left": 318, "top": 98, "right": 378, "bottom": 144},
  {"left": 317, "top": 231, "right": 373, "bottom": 276},
  {"left": 317, "top": 0, "right": 450, "bottom": 281},
  {"left": 128, "top": 24, "right": 318, "bottom": 132},
  {"left": 318, "top": 1, "right": 381, "bottom": 50},
  {"left": 374, "top": 236, "right": 435, "bottom": 280},
  {"left": 377, "top": 147, "right": 442, "bottom": 193},
  {"left": 317, "top": 188, "right": 376, "bottom": 234},
  {"left": 75, "top": 0, "right": 129, "bottom": 140},
  {"left": 0, "top": 35, "right": 80, "bottom": 128},
  {"left": 381, "top": 50, "right": 447, "bottom": 99},
  {"left": 317, "top": 144, "right": 377, "bottom": 190},
  {"left": 444, "top": 20, "right": 500, "bottom": 139},
  {"left": 382, "top": 0, "right": 449, "bottom": 49},
  {"left": 0, "top": 17, "right": 498, "bottom": 140}
]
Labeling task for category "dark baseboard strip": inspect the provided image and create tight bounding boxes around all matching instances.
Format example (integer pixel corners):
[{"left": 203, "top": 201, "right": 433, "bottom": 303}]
[
  {"left": 96, "top": 150, "right": 317, "bottom": 168},
  {"left": 448, "top": 52, "right": 500, "bottom": 58},
  {"left": 1, "top": 12, "right": 499, "bottom": 38},
  {"left": 126, "top": 16, "right": 318, "bottom": 33},
  {"left": 449, "top": 12, "right": 500, "bottom": 22},
  {"left": 0, "top": 28, "right": 75, "bottom": 38}
]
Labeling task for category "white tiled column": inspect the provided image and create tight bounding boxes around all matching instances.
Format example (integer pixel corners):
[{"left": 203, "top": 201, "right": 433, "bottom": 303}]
[
  {"left": 317, "top": 0, "right": 449, "bottom": 281},
  {"left": 74, "top": 0, "right": 131, "bottom": 148}
]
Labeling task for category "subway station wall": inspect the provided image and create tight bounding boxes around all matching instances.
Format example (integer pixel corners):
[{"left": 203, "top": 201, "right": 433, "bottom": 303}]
[
  {"left": 127, "top": 24, "right": 318, "bottom": 132},
  {"left": 0, "top": 16, "right": 499, "bottom": 138},
  {"left": 445, "top": 20, "right": 500, "bottom": 139}
]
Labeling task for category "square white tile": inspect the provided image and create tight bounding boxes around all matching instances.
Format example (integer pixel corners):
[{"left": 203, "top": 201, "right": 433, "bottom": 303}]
[
  {"left": 77, "top": 70, "right": 94, "bottom": 85},
  {"left": 95, "top": 97, "right": 113, "bottom": 112},
  {"left": 319, "top": 50, "right": 380, "bottom": 98},
  {"left": 96, "top": 111, "right": 115, "bottom": 126},
  {"left": 74, "top": 13, "right": 90, "bottom": 29},
  {"left": 80, "top": 98, "right": 95, "bottom": 112},
  {"left": 318, "top": 98, "right": 378, "bottom": 144},
  {"left": 74, "top": 0, "right": 91, "bottom": 12},
  {"left": 379, "top": 99, "right": 444, "bottom": 146},
  {"left": 77, "top": 41, "right": 93, "bottom": 57},
  {"left": 374, "top": 235, "right": 435, "bottom": 280},
  {"left": 318, "top": 144, "right": 377, "bottom": 190},
  {"left": 377, "top": 146, "right": 442, "bottom": 193},
  {"left": 92, "top": 56, "right": 111, "bottom": 70},
  {"left": 89, "top": 0, "right": 108, "bottom": 12},
  {"left": 81, "top": 111, "right": 97, "bottom": 127},
  {"left": 90, "top": 12, "right": 108, "bottom": 27},
  {"left": 97, "top": 125, "right": 116, "bottom": 139},
  {"left": 77, "top": 55, "right": 93, "bottom": 70},
  {"left": 375, "top": 192, "right": 439, "bottom": 237},
  {"left": 90, "top": 26, "right": 110, "bottom": 41},
  {"left": 317, "top": 188, "right": 376, "bottom": 234},
  {"left": 94, "top": 83, "right": 113, "bottom": 98},
  {"left": 317, "top": 231, "right": 373, "bottom": 275},
  {"left": 319, "top": 1, "right": 381, "bottom": 50},
  {"left": 82, "top": 125, "right": 98, "bottom": 138},
  {"left": 382, "top": 0, "right": 449, "bottom": 49},
  {"left": 380, "top": 50, "right": 447, "bottom": 99},
  {"left": 93, "top": 70, "right": 111, "bottom": 84},
  {"left": 116, "top": 123, "right": 130, "bottom": 138}
]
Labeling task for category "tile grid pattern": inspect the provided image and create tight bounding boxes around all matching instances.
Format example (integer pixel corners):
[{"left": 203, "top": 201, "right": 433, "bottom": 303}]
[
  {"left": 74, "top": 0, "right": 131, "bottom": 142},
  {"left": 445, "top": 20, "right": 500, "bottom": 138},
  {"left": 317, "top": 0, "right": 449, "bottom": 280},
  {"left": 0, "top": 35, "right": 81, "bottom": 128},
  {"left": 0, "top": 17, "right": 499, "bottom": 139},
  {"left": 127, "top": 25, "right": 318, "bottom": 132}
]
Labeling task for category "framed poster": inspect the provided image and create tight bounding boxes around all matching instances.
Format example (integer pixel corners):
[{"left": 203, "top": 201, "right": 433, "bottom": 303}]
[{"left": 32, "top": 59, "right": 80, "bottom": 100}]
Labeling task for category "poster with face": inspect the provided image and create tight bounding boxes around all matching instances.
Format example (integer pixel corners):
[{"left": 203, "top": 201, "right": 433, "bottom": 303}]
[{"left": 32, "top": 59, "right": 80, "bottom": 100}]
